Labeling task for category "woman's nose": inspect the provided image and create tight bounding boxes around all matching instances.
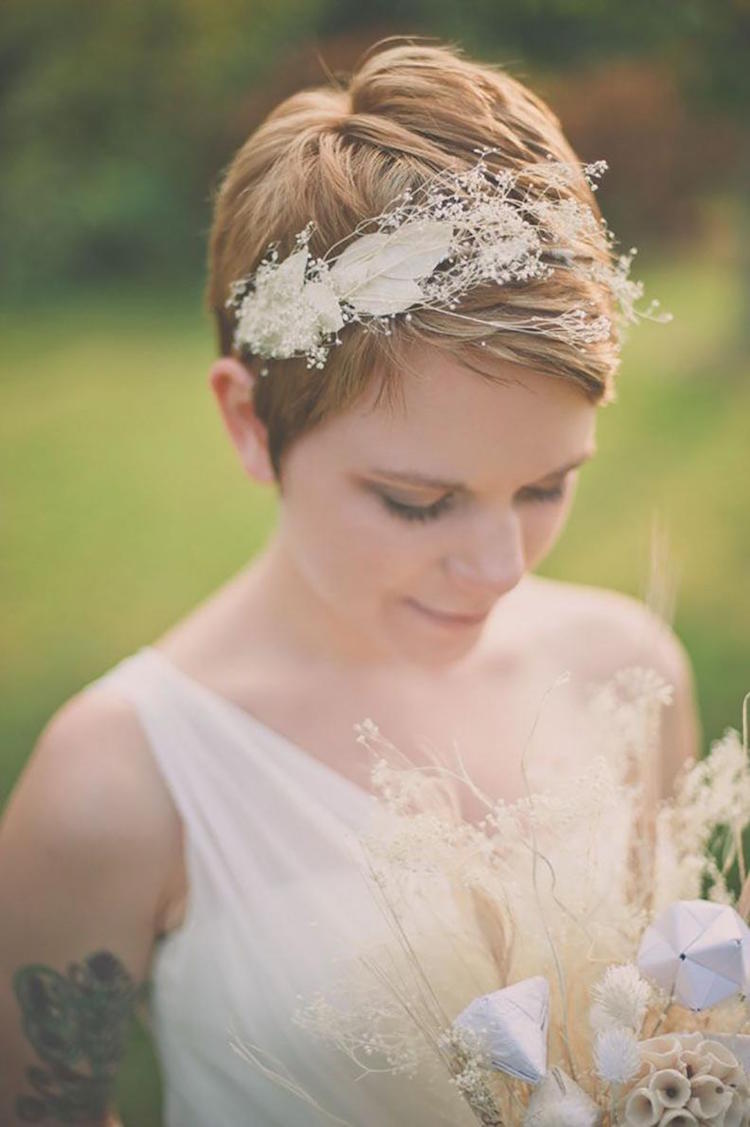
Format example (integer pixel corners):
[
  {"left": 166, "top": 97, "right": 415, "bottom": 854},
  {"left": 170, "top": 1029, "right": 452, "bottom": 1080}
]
[{"left": 443, "top": 509, "right": 526, "bottom": 596}]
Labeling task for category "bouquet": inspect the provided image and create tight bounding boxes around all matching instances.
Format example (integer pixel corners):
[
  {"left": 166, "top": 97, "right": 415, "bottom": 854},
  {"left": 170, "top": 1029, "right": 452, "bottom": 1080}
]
[{"left": 233, "top": 667, "right": 750, "bottom": 1126}]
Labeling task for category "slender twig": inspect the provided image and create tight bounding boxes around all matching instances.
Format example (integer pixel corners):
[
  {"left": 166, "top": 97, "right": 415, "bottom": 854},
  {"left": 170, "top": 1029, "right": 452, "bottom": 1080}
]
[
  {"left": 645, "top": 986, "right": 676, "bottom": 1038},
  {"left": 357, "top": 844, "right": 451, "bottom": 1029},
  {"left": 356, "top": 953, "right": 504, "bottom": 1126},
  {"left": 228, "top": 1026, "right": 356, "bottom": 1126},
  {"left": 735, "top": 821, "right": 747, "bottom": 889},
  {"left": 518, "top": 671, "right": 579, "bottom": 1081}
]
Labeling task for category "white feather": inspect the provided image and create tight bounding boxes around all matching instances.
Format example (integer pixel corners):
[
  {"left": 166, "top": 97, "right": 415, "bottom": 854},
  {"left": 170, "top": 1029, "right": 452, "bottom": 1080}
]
[{"left": 329, "top": 220, "right": 453, "bottom": 315}]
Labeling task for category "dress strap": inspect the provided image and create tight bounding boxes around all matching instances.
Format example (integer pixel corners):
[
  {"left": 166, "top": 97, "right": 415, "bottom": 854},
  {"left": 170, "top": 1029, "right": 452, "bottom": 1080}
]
[{"left": 81, "top": 647, "right": 374, "bottom": 896}]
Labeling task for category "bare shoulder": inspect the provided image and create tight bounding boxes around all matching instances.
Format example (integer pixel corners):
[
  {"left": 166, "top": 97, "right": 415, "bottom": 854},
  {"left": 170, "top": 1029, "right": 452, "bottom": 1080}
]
[
  {"left": 1, "top": 683, "right": 183, "bottom": 934},
  {"left": 21, "top": 686, "right": 177, "bottom": 841},
  {"left": 524, "top": 574, "right": 703, "bottom": 795},
  {"left": 0, "top": 685, "right": 183, "bottom": 1121},
  {"left": 523, "top": 574, "right": 689, "bottom": 680}
]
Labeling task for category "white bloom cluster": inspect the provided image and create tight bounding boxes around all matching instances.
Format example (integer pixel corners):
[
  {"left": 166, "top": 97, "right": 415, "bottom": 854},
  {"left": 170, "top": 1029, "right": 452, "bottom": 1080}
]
[
  {"left": 226, "top": 146, "right": 670, "bottom": 372},
  {"left": 658, "top": 728, "right": 750, "bottom": 906},
  {"left": 672, "top": 729, "right": 750, "bottom": 854},
  {"left": 231, "top": 245, "right": 344, "bottom": 370}
]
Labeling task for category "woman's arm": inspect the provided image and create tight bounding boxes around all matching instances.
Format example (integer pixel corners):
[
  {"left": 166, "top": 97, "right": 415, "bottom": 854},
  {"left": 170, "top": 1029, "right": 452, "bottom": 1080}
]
[{"left": 0, "top": 690, "right": 178, "bottom": 1126}]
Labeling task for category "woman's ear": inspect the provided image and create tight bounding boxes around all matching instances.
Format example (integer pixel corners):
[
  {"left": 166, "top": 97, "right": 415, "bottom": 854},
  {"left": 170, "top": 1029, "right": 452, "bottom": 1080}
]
[{"left": 208, "top": 356, "right": 275, "bottom": 485}]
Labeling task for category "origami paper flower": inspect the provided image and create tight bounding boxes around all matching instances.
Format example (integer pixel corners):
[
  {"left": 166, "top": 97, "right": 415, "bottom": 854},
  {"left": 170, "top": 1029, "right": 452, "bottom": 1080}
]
[
  {"left": 451, "top": 976, "right": 550, "bottom": 1083},
  {"left": 637, "top": 900, "right": 750, "bottom": 1011}
]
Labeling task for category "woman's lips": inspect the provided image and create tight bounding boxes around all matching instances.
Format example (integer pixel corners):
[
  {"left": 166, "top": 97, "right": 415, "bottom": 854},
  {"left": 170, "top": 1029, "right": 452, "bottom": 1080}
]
[{"left": 405, "top": 597, "right": 489, "bottom": 627}]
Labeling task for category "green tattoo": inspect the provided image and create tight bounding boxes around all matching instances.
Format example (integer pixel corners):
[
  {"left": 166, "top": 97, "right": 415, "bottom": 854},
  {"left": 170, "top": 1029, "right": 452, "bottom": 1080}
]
[{"left": 12, "top": 950, "right": 147, "bottom": 1123}]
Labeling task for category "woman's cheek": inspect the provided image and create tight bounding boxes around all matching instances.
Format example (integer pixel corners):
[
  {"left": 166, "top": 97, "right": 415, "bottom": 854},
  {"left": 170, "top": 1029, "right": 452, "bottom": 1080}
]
[
  {"left": 523, "top": 497, "right": 576, "bottom": 570},
  {"left": 286, "top": 491, "right": 376, "bottom": 600},
  {"left": 327, "top": 496, "right": 414, "bottom": 589}
]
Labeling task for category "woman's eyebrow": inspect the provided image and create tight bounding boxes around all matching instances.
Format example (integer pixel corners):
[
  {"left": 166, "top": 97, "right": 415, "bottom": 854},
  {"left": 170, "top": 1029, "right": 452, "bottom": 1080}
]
[{"left": 364, "top": 451, "right": 595, "bottom": 490}]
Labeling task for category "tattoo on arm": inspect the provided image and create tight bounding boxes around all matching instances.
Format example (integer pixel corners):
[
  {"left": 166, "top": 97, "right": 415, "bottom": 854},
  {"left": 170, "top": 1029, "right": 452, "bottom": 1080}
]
[{"left": 12, "top": 950, "right": 148, "bottom": 1123}]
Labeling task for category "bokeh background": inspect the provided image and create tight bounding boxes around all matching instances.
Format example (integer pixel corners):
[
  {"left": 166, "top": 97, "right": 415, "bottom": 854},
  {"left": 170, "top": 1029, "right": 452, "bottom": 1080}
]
[{"left": 2, "top": 2, "right": 748, "bottom": 1121}]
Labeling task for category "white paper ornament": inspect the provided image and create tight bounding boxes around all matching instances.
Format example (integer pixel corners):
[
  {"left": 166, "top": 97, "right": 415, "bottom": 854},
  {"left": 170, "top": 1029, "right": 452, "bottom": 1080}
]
[
  {"left": 451, "top": 976, "right": 550, "bottom": 1083},
  {"left": 637, "top": 899, "right": 750, "bottom": 1011}
]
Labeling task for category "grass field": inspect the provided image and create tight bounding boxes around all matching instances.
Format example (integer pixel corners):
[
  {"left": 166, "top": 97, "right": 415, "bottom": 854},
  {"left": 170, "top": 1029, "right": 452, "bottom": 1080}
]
[{"left": 1, "top": 245, "right": 748, "bottom": 1122}]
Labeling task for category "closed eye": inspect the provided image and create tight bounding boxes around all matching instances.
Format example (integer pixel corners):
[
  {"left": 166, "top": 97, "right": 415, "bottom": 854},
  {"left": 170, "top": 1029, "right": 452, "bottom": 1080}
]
[
  {"left": 379, "top": 493, "right": 455, "bottom": 523},
  {"left": 517, "top": 483, "right": 566, "bottom": 505},
  {"left": 378, "top": 482, "right": 566, "bottom": 523}
]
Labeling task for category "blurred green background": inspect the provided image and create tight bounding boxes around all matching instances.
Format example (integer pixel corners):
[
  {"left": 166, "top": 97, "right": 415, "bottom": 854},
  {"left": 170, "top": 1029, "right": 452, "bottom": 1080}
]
[{"left": 2, "top": 2, "right": 748, "bottom": 1122}]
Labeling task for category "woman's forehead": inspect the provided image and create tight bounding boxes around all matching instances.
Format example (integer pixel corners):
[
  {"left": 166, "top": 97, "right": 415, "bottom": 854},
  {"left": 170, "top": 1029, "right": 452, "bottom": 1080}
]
[
  {"left": 341, "top": 352, "right": 598, "bottom": 477},
  {"left": 361, "top": 346, "right": 590, "bottom": 415},
  {"left": 284, "top": 355, "right": 598, "bottom": 495}
]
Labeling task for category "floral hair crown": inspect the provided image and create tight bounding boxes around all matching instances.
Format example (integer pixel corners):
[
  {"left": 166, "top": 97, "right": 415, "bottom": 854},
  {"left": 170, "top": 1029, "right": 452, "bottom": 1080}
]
[{"left": 226, "top": 146, "right": 670, "bottom": 375}]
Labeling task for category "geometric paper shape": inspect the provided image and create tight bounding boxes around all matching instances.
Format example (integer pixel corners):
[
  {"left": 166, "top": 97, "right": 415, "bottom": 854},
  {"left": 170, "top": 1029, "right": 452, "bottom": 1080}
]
[
  {"left": 637, "top": 899, "right": 750, "bottom": 1011},
  {"left": 451, "top": 976, "right": 549, "bottom": 1083}
]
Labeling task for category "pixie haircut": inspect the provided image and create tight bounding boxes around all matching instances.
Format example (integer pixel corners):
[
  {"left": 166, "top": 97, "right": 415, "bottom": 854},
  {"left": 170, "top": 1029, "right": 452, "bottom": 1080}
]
[{"left": 206, "top": 40, "right": 620, "bottom": 483}]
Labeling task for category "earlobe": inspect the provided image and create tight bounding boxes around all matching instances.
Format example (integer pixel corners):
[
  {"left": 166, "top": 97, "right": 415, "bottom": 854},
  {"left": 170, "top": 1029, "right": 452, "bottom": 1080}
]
[{"left": 207, "top": 356, "right": 275, "bottom": 485}]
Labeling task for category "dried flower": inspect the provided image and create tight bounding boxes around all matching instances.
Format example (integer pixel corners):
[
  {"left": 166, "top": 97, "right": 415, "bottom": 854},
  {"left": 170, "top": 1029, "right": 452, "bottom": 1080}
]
[
  {"left": 621, "top": 1034, "right": 750, "bottom": 1127},
  {"left": 648, "top": 1067, "right": 691, "bottom": 1107},
  {"left": 686, "top": 1073, "right": 732, "bottom": 1118},
  {"left": 623, "top": 1085, "right": 661, "bottom": 1126},
  {"left": 640, "top": 1035, "right": 685, "bottom": 1072},
  {"left": 590, "top": 963, "right": 652, "bottom": 1033},
  {"left": 656, "top": 729, "right": 750, "bottom": 906},
  {"left": 228, "top": 147, "right": 669, "bottom": 369},
  {"left": 231, "top": 243, "right": 345, "bottom": 368},
  {"left": 594, "top": 1026, "right": 642, "bottom": 1085},
  {"left": 523, "top": 1067, "right": 602, "bottom": 1126},
  {"left": 701, "top": 1038, "right": 748, "bottom": 1082},
  {"left": 232, "top": 675, "right": 750, "bottom": 1127},
  {"left": 658, "top": 1110, "right": 697, "bottom": 1125}
]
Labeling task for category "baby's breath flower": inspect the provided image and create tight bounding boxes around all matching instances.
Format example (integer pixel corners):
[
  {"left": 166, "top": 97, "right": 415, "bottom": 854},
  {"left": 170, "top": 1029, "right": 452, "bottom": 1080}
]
[{"left": 227, "top": 148, "right": 667, "bottom": 370}]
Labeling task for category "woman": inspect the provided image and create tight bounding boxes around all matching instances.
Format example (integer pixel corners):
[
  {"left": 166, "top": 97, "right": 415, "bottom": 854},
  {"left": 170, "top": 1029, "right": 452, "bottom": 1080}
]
[{"left": 0, "top": 39, "right": 701, "bottom": 1126}]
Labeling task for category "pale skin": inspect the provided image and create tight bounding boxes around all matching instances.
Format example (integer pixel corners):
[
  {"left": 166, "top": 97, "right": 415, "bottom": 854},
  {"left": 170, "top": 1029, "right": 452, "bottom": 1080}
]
[{"left": 0, "top": 344, "right": 702, "bottom": 1123}]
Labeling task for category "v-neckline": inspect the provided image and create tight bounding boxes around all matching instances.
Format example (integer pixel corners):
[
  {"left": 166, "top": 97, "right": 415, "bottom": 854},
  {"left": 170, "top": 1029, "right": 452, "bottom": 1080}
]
[{"left": 139, "top": 645, "right": 375, "bottom": 807}]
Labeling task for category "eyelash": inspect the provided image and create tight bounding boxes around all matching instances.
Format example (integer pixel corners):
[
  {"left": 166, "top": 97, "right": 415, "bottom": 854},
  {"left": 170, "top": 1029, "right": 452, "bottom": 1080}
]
[{"left": 379, "top": 485, "right": 565, "bottom": 523}]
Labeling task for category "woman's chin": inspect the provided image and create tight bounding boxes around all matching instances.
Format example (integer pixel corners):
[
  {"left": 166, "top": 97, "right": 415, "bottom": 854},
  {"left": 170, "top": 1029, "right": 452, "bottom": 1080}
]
[{"left": 383, "top": 600, "right": 490, "bottom": 667}]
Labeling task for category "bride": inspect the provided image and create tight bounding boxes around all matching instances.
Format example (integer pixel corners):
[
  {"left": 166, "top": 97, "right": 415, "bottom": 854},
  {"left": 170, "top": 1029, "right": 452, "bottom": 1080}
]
[{"left": 0, "top": 37, "right": 701, "bottom": 1127}]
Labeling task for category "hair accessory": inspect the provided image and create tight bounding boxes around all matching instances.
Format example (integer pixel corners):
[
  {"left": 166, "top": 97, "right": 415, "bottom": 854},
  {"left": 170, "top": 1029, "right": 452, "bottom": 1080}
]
[{"left": 226, "top": 146, "right": 670, "bottom": 373}]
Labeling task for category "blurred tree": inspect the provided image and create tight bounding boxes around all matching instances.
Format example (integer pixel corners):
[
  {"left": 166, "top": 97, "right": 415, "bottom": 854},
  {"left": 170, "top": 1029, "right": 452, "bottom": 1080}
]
[
  {"left": 0, "top": 0, "right": 746, "bottom": 296},
  {"left": 0, "top": 0, "right": 324, "bottom": 292}
]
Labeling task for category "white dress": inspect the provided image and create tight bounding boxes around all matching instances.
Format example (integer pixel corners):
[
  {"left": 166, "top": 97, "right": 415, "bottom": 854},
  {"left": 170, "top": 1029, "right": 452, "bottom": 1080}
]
[{"left": 84, "top": 646, "right": 489, "bottom": 1127}]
